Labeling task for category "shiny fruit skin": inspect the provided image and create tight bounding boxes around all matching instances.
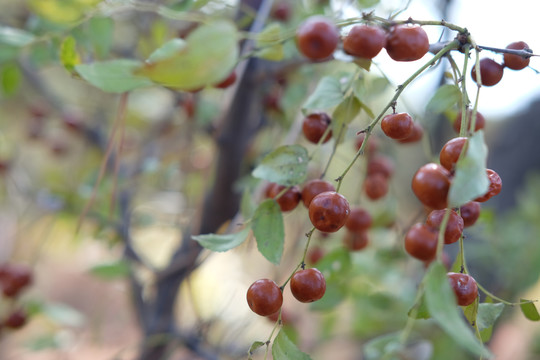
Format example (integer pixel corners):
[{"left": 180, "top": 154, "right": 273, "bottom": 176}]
[
  {"left": 302, "top": 113, "right": 332, "bottom": 144},
  {"left": 426, "top": 209, "right": 464, "bottom": 244},
  {"left": 296, "top": 16, "right": 339, "bottom": 60},
  {"left": 290, "top": 268, "right": 326, "bottom": 303},
  {"left": 364, "top": 173, "right": 389, "bottom": 201},
  {"left": 448, "top": 272, "right": 478, "bottom": 306},
  {"left": 381, "top": 112, "right": 414, "bottom": 140},
  {"left": 385, "top": 25, "right": 430, "bottom": 61},
  {"left": 343, "top": 25, "right": 386, "bottom": 59},
  {"left": 404, "top": 223, "right": 438, "bottom": 261},
  {"left": 474, "top": 169, "right": 502, "bottom": 202},
  {"left": 459, "top": 201, "right": 481, "bottom": 227},
  {"left": 411, "top": 163, "right": 451, "bottom": 210},
  {"left": 503, "top": 41, "right": 530, "bottom": 70},
  {"left": 268, "top": 184, "right": 301, "bottom": 212},
  {"left": 247, "top": 279, "right": 283, "bottom": 316},
  {"left": 440, "top": 137, "right": 468, "bottom": 171},
  {"left": 398, "top": 122, "right": 424, "bottom": 144},
  {"left": 301, "top": 179, "right": 335, "bottom": 208},
  {"left": 453, "top": 110, "right": 486, "bottom": 134},
  {"left": 308, "top": 191, "right": 350, "bottom": 232},
  {"left": 471, "top": 58, "right": 504, "bottom": 86},
  {"left": 345, "top": 207, "right": 372, "bottom": 232},
  {"left": 343, "top": 230, "right": 369, "bottom": 251}
]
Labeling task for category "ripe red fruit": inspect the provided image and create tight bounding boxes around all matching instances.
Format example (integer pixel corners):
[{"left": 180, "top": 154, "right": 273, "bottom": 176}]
[
  {"left": 459, "top": 201, "right": 481, "bottom": 227},
  {"left": 411, "top": 163, "right": 451, "bottom": 210},
  {"left": 398, "top": 122, "right": 424, "bottom": 144},
  {"left": 355, "top": 133, "right": 379, "bottom": 155},
  {"left": 345, "top": 207, "right": 372, "bottom": 232},
  {"left": 447, "top": 272, "right": 478, "bottom": 306},
  {"left": 302, "top": 113, "right": 332, "bottom": 144},
  {"left": 474, "top": 169, "right": 502, "bottom": 202},
  {"left": 267, "top": 184, "right": 301, "bottom": 212},
  {"left": 404, "top": 223, "right": 438, "bottom": 261},
  {"left": 364, "top": 173, "right": 389, "bottom": 200},
  {"left": 343, "top": 230, "right": 369, "bottom": 251},
  {"left": 426, "top": 209, "right": 464, "bottom": 244},
  {"left": 296, "top": 16, "right": 339, "bottom": 60},
  {"left": 366, "top": 155, "right": 394, "bottom": 179},
  {"left": 307, "top": 246, "right": 324, "bottom": 265},
  {"left": 343, "top": 25, "right": 386, "bottom": 59},
  {"left": 471, "top": 58, "right": 504, "bottom": 86},
  {"left": 246, "top": 279, "right": 283, "bottom": 316},
  {"left": 214, "top": 70, "right": 237, "bottom": 89},
  {"left": 385, "top": 25, "right": 430, "bottom": 62},
  {"left": 308, "top": 191, "right": 350, "bottom": 232},
  {"left": 381, "top": 112, "right": 414, "bottom": 140},
  {"left": 301, "top": 179, "right": 336, "bottom": 208},
  {"left": 453, "top": 110, "right": 486, "bottom": 134},
  {"left": 503, "top": 41, "right": 530, "bottom": 70},
  {"left": 440, "top": 137, "right": 468, "bottom": 171},
  {"left": 290, "top": 268, "right": 326, "bottom": 303},
  {"left": 4, "top": 309, "right": 27, "bottom": 329},
  {"left": 271, "top": 2, "right": 292, "bottom": 22},
  {"left": 0, "top": 263, "right": 33, "bottom": 298}
]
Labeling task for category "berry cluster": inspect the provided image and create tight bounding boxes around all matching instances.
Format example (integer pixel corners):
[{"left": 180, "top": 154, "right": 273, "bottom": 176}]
[
  {"left": 296, "top": 17, "right": 430, "bottom": 62},
  {"left": 0, "top": 263, "right": 33, "bottom": 333}
]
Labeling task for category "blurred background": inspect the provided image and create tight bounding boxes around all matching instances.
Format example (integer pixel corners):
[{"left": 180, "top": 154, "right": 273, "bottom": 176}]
[{"left": 0, "top": 0, "right": 539, "bottom": 359}]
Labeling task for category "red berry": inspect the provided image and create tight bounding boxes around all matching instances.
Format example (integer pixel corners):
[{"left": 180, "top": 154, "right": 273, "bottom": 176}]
[
  {"left": 440, "top": 137, "right": 468, "bottom": 171},
  {"left": 4, "top": 309, "right": 27, "bottom": 329},
  {"left": 307, "top": 246, "right": 325, "bottom": 265},
  {"left": 426, "top": 209, "right": 464, "bottom": 244},
  {"left": 290, "top": 268, "right": 326, "bottom": 303},
  {"left": 246, "top": 279, "right": 283, "bottom": 316},
  {"left": 474, "top": 169, "right": 502, "bottom": 202},
  {"left": 385, "top": 25, "right": 430, "bottom": 62},
  {"left": 345, "top": 207, "right": 372, "bottom": 232},
  {"left": 296, "top": 16, "right": 339, "bottom": 60},
  {"left": 404, "top": 223, "right": 438, "bottom": 261},
  {"left": 503, "top": 41, "right": 530, "bottom": 70},
  {"left": 343, "top": 25, "right": 386, "bottom": 59},
  {"left": 308, "top": 191, "right": 350, "bottom": 232},
  {"left": 302, "top": 113, "right": 332, "bottom": 144},
  {"left": 355, "top": 133, "right": 379, "bottom": 155},
  {"left": 471, "top": 58, "right": 504, "bottom": 86},
  {"left": 411, "top": 163, "right": 451, "bottom": 210},
  {"left": 343, "top": 230, "right": 369, "bottom": 251},
  {"left": 301, "top": 179, "right": 335, "bottom": 208},
  {"left": 0, "top": 263, "right": 32, "bottom": 298},
  {"left": 447, "top": 272, "right": 478, "bottom": 306},
  {"left": 271, "top": 2, "right": 292, "bottom": 22},
  {"left": 364, "top": 173, "right": 389, "bottom": 200},
  {"left": 366, "top": 155, "right": 394, "bottom": 179},
  {"left": 459, "top": 201, "right": 481, "bottom": 227},
  {"left": 453, "top": 110, "right": 486, "bottom": 134},
  {"left": 214, "top": 70, "right": 237, "bottom": 89},
  {"left": 267, "top": 184, "right": 301, "bottom": 212},
  {"left": 398, "top": 122, "right": 424, "bottom": 144},
  {"left": 381, "top": 112, "right": 414, "bottom": 140}
]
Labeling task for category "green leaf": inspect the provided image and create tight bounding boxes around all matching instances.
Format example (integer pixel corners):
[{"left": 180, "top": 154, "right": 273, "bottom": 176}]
[
  {"left": 424, "top": 262, "right": 492, "bottom": 358},
  {"left": 520, "top": 300, "right": 540, "bottom": 321},
  {"left": 0, "top": 26, "right": 35, "bottom": 47},
  {"left": 463, "top": 296, "right": 479, "bottom": 326},
  {"left": 252, "top": 145, "right": 308, "bottom": 186},
  {"left": 332, "top": 95, "right": 361, "bottom": 143},
  {"left": 448, "top": 131, "right": 489, "bottom": 207},
  {"left": 358, "top": 100, "right": 375, "bottom": 119},
  {"left": 241, "top": 187, "right": 256, "bottom": 220},
  {"left": 252, "top": 200, "right": 284, "bottom": 265},
  {"left": 357, "top": 0, "right": 381, "bottom": 8},
  {"left": 309, "top": 282, "right": 346, "bottom": 311},
  {"left": 303, "top": 76, "right": 344, "bottom": 111},
  {"left": 272, "top": 329, "right": 312, "bottom": 360},
  {"left": 192, "top": 227, "right": 250, "bottom": 252},
  {"left": 60, "top": 36, "right": 80, "bottom": 72},
  {"left": 316, "top": 247, "right": 351, "bottom": 281},
  {"left": 408, "top": 294, "right": 430, "bottom": 319},
  {"left": 75, "top": 59, "right": 153, "bottom": 93},
  {"left": 255, "top": 23, "right": 284, "bottom": 61},
  {"left": 248, "top": 341, "right": 266, "bottom": 359},
  {"left": 147, "top": 38, "right": 187, "bottom": 63},
  {"left": 477, "top": 302, "right": 505, "bottom": 341},
  {"left": 136, "top": 20, "right": 239, "bottom": 90},
  {"left": 1, "top": 63, "right": 21, "bottom": 95},
  {"left": 426, "top": 84, "right": 461, "bottom": 114},
  {"left": 363, "top": 333, "right": 401, "bottom": 360},
  {"left": 42, "top": 303, "right": 85, "bottom": 327},
  {"left": 89, "top": 260, "right": 131, "bottom": 279},
  {"left": 353, "top": 57, "right": 371, "bottom": 71},
  {"left": 88, "top": 16, "right": 114, "bottom": 59}
]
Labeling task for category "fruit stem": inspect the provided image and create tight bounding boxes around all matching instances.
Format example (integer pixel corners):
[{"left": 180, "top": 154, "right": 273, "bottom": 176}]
[
  {"left": 435, "top": 208, "right": 452, "bottom": 261},
  {"left": 280, "top": 228, "right": 315, "bottom": 290},
  {"left": 335, "top": 40, "right": 460, "bottom": 189}
]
